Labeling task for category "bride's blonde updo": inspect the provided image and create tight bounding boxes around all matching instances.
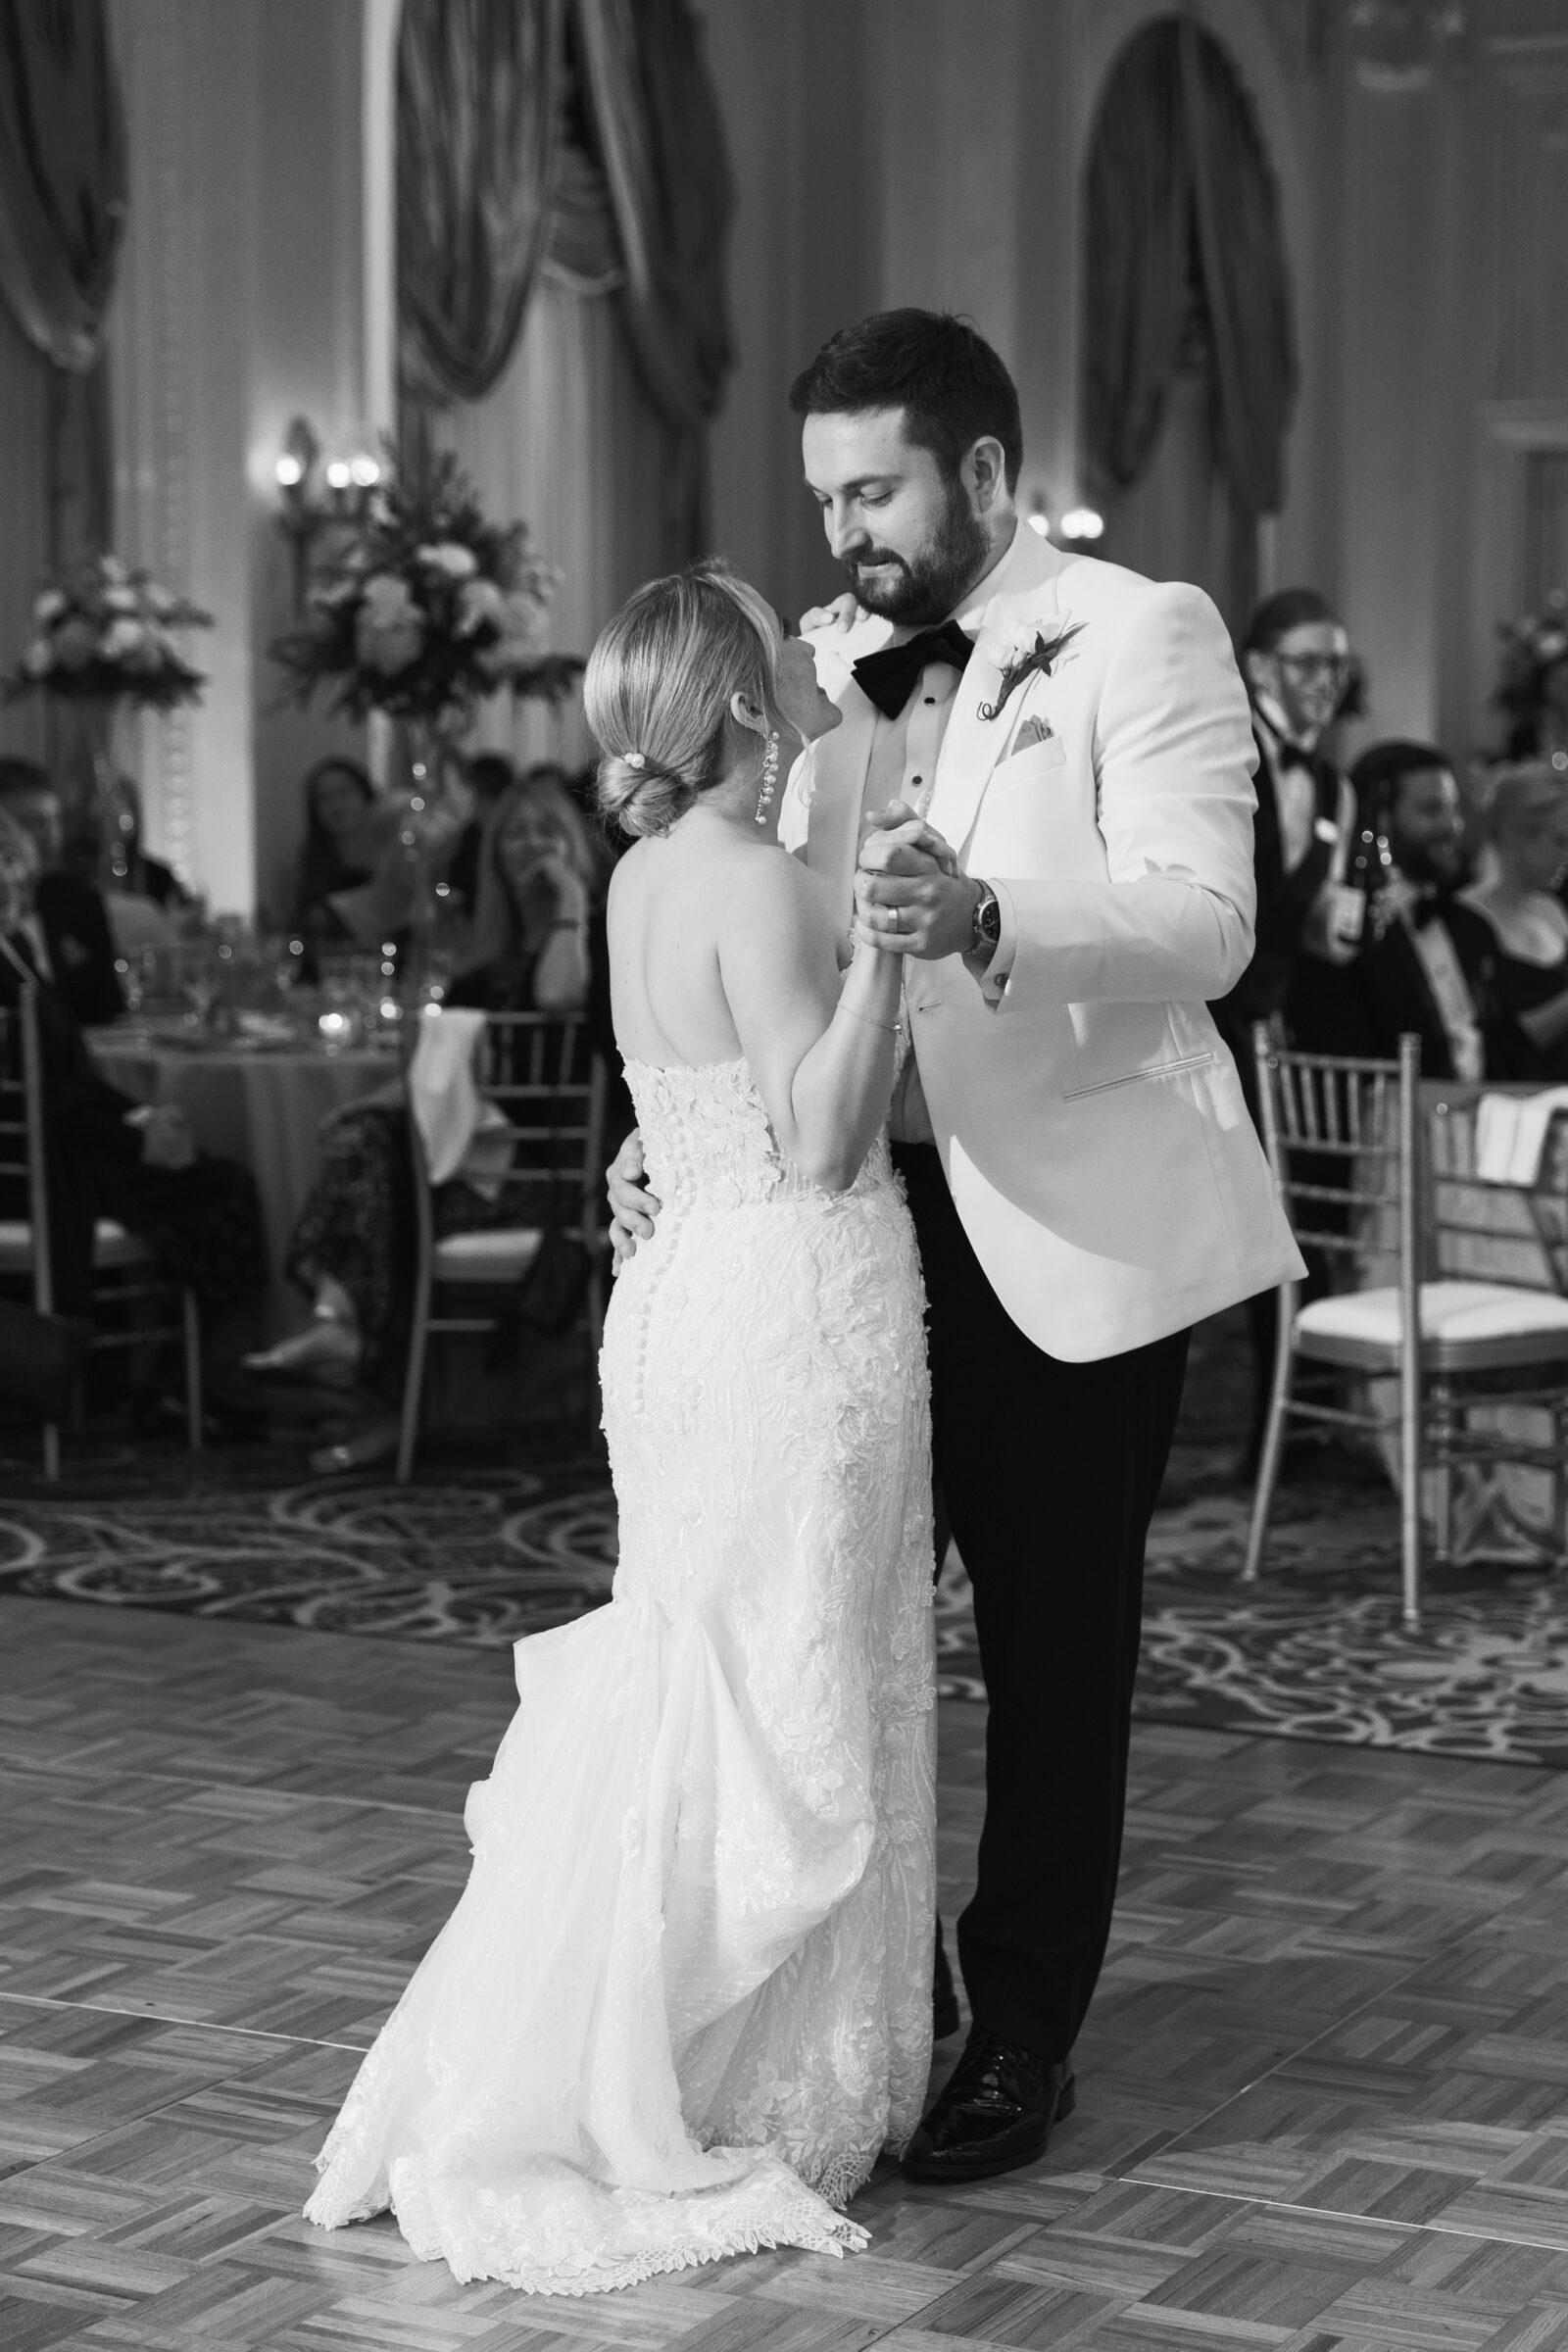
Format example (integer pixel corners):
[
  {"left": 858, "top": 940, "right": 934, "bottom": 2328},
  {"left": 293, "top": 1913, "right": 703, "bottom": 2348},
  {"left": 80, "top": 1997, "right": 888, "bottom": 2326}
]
[{"left": 585, "top": 560, "right": 786, "bottom": 838}]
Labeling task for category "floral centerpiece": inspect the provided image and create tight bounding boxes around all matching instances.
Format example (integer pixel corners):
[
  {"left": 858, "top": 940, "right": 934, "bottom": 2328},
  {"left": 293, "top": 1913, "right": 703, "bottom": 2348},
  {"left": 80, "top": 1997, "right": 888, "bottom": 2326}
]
[
  {"left": 7, "top": 554, "right": 212, "bottom": 710},
  {"left": 270, "top": 444, "right": 580, "bottom": 728},
  {"left": 271, "top": 445, "right": 582, "bottom": 973},
  {"left": 1493, "top": 589, "right": 1568, "bottom": 763},
  {"left": 4, "top": 555, "right": 213, "bottom": 878}
]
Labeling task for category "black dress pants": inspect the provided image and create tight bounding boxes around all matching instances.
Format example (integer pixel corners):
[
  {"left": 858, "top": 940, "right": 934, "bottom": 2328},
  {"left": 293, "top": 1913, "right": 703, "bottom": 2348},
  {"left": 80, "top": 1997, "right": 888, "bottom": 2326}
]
[{"left": 894, "top": 1143, "right": 1190, "bottom": 2066}]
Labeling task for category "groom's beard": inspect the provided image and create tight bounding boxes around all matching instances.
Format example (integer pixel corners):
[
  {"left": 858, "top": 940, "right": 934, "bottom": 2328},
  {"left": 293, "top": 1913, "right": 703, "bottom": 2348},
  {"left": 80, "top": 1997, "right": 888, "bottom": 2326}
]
[{"left": 842, "top": 481, "right": 990, "bottom": 627}]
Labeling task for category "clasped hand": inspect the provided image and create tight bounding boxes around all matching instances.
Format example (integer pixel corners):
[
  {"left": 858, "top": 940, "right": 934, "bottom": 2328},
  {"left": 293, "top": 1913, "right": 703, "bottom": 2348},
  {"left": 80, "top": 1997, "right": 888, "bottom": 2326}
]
[{"left": 853, "top": 803, "right": 979, "bottom": 961}]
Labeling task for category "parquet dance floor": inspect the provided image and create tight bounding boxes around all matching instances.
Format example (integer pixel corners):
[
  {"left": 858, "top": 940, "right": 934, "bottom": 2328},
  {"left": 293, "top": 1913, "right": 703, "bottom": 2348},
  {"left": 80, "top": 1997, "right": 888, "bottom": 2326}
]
[{"left": 5, "top": 1595, "right": 1568, "bottom": 2350}]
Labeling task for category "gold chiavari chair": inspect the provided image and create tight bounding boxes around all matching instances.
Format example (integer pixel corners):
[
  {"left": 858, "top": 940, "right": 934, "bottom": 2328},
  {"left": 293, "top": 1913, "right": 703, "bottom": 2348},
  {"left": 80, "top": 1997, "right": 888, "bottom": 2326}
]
[
  {"left": 0, "top": 983, "right": 203, "bottom": 1476},
  {"left": 1246, "top": 1027, "right": 1568, "bottom": 1627},
  {"left": 397, "top": 1009, "right": 609, "bottom": 1482}
]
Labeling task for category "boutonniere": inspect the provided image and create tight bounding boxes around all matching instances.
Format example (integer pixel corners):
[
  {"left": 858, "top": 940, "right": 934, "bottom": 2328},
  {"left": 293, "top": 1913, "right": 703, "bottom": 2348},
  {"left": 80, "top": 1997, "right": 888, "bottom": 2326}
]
[{"left": 977, "top": 614, "right": 1084, "bottom": 721}]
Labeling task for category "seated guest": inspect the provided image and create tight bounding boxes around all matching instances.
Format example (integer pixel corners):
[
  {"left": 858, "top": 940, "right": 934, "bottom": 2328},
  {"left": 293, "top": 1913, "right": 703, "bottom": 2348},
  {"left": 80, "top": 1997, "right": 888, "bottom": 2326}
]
[
  {"left": 443, "top": 749, "right": 520, "bottom": 923},
  {"left": 0, "top": 760, "right": 123, "bottom": 1026},
  {"left": 242, "top": 766, "right": 603, "bottom": 1454},
  {"left": 288, "top": 757, "right": 387, "bottom": 943},
  {"left": 1210, "top": 588, "right": 1360, "bottom": 1102},
  {"left": 1288, "top": 740, "right": 1530, "bottom": 1080},
  {"left": 1459, "top": 762, "right": 1568, "bottom": 1078},
  {"left": 0, "top": 808, "right": 265, "bottom": 1328}
]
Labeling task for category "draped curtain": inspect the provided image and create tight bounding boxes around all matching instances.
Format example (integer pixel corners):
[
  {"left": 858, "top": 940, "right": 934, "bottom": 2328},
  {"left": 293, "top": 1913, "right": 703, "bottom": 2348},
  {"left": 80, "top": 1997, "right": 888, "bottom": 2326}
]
[
  {"left": 397, "top": 0, "right": 566, "bottom": 408},
  {"left": 575, "top": 0, "right": 734, "bottom": 555},
  {"left": 0, "top": 0, "right": 125, "bottom": 564},
  {"left": 1084, "top": 17, "right": 1295, "bottom": 627},
  {"left": 397, "top": 0, "right": 733, "bottom": 567}
]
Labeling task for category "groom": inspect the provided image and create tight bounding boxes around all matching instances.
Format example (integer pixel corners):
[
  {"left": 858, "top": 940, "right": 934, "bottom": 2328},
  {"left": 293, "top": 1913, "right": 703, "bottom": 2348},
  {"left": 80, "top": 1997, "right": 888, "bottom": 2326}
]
[{"left": 612, "top": 311, "right": 1300, "bottom": 2181}]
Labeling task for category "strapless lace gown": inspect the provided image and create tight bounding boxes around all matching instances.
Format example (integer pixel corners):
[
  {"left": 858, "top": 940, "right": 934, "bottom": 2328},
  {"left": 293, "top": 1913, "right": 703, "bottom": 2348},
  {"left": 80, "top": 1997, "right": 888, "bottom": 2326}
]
[{"left": 305, "top": 1056, "right": 936, "bottom": 2296}]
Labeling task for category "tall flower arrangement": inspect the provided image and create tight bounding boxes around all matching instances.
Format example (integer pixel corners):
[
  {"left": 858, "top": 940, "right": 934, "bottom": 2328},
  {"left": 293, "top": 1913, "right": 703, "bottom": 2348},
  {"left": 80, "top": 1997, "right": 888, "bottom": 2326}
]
[
  {"left": 4, "top": 557, "right": 213, "bottom": 882},
  {"left": 270, "top": 445, "right": 580, "bottom": 725},
  {"left": 6, "top": 556, "right": 211, "bottom": 710}
]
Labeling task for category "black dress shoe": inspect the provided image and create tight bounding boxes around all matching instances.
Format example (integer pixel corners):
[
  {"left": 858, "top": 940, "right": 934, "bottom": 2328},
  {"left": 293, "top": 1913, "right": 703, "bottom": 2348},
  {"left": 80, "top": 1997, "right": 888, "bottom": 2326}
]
[
  {"left": 933, "top": 1935, "right": 960, "bottom": 2041},
  {"left": 903, "top": 2032, "right": 1075, "bottom": 2182}
]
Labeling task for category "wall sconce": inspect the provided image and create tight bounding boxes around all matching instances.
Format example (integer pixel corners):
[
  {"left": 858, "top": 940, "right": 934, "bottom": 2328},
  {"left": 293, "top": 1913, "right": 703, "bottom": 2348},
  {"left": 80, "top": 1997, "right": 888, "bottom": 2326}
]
[
  {"left": 1058, "top": 507, "right": 1105, "bottom": 543},
  {"left": 273, "top": 415, "right": 384, "bottom": 609}
]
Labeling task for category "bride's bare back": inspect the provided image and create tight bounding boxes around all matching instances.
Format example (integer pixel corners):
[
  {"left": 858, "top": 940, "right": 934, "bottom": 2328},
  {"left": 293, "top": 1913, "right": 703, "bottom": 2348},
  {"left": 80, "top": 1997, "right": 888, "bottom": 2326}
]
[{"left": 609, "top": 814, "right": 842, "bottom": 1072}]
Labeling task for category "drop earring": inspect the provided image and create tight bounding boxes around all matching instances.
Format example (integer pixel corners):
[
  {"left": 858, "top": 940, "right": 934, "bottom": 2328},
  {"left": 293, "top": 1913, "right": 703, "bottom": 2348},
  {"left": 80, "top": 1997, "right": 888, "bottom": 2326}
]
[{"left": 755, "top": 730, "right": 780, "bottom": 826}]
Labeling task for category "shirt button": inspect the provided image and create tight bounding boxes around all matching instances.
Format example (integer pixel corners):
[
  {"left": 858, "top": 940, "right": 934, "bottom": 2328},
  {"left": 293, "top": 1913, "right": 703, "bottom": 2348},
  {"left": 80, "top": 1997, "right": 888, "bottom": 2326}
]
[
  {"left": 923, "top": 696, "right": 935, "bottom": 705},
  {"left": 911, "top": 775, "right": 923, "bottom": 787}
]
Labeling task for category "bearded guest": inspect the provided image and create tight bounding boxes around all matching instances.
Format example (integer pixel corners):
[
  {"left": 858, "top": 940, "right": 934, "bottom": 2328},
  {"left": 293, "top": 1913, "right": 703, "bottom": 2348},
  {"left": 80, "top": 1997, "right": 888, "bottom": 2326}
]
[{"left": 1289, "top": 741, "right": 1529, "bottom": 1081}]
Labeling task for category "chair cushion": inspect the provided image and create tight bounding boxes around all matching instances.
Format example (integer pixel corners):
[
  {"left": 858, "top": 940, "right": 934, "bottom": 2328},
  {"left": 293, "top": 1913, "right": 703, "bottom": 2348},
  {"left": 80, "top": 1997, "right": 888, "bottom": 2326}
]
[
  {"left": 1298, "top": 1279, "right": 1568, "bottom": 1349},
  {"left": 91, "top": 1219, "right": 150, "bottom": 1268},
  {"left": 432, "top": 1226, "right": 544, "bottom": 1281},
  {"left": 0, "top": 1218, "right": 149, "bottom": 1274}
]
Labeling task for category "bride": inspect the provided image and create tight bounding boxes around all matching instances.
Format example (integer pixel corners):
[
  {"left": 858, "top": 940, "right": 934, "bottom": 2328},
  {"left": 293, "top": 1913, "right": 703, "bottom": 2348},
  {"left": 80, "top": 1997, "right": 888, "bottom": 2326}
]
[{"left": 305, "top": 560, "right": 936, "bottom": 2295}]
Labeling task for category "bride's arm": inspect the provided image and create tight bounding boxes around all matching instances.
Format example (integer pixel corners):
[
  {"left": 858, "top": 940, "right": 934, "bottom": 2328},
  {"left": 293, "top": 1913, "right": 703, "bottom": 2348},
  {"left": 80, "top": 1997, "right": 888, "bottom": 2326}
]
[{"left": 721, "top": 857, "right": 904, "bottom": 1193}]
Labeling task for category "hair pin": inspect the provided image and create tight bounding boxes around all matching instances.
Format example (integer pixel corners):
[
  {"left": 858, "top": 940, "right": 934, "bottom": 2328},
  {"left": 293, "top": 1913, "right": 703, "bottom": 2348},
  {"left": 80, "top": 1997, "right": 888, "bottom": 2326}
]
[{"left": 623, "top": 752, "right": 646, "bottom": 770}]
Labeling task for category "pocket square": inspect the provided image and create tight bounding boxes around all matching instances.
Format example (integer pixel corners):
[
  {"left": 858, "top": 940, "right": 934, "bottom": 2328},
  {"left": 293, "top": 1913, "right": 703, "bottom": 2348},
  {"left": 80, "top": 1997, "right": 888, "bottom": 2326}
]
[{"left": 1012, "top": 715, "right": 1055, "bottom": 752}]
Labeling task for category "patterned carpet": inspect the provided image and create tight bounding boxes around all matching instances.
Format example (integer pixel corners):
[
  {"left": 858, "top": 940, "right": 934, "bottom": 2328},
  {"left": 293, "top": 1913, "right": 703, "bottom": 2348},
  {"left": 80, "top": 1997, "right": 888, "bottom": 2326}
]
[{"left": 4, "top": 1314, "right": 1568, "bottom": 1764}]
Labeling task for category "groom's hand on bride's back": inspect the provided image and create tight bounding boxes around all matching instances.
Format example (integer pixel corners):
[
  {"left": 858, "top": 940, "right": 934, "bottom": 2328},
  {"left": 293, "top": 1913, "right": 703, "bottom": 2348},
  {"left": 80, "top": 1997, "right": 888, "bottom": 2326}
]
[{"left": 607, "top": 1130, "right": 661, "bottom": 1265}]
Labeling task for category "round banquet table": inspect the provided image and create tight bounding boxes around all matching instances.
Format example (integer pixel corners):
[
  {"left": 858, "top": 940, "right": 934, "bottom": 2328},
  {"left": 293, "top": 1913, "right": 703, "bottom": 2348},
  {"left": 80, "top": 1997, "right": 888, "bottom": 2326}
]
[{"left": 90, "top": 1030, "right": 398, "bottom": 1335}]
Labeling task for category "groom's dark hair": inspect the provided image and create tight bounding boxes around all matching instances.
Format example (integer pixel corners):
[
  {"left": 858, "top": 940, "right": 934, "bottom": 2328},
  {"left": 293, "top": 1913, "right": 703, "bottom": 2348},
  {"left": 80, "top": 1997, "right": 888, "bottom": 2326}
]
[{"left": 789, "top": 311, "right": 1023, "bottom": 493}]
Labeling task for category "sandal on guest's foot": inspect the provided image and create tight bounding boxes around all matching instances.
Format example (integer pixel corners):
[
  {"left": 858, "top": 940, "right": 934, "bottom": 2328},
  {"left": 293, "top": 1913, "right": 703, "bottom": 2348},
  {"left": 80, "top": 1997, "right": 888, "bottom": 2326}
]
[
  {"left": 309, "top": 1416, "right": 400, "bottom": 1475},
  {"left": 242, "top": 1313, "right": 362, "bottom": 1388}
]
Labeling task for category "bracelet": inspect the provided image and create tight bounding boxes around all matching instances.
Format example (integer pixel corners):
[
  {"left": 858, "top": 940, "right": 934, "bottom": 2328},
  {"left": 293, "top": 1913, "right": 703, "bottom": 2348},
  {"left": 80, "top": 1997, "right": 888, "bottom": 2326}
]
[{"left": 840, "top": 1003, "right": 901, "bottom": 1036}]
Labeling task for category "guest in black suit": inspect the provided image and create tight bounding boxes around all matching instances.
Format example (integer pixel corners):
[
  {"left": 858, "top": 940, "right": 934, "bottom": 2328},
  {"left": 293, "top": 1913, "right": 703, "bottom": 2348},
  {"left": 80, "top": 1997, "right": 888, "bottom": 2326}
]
[
  {"left": 0, "top": 808, "right": 264, "bottom": 1326},
  {"left": 1288, "top": 740, "right": 1530, "bottom": 1082},
  {"left": 0, "top": 760, "right": 124, "bottom": 1027},
  {"left": 1210, "top": 590, "right": 1359, "bottom": 1475},
  {"left": 1211, "top": 588, "right": 1360, "bottom": 1094}
]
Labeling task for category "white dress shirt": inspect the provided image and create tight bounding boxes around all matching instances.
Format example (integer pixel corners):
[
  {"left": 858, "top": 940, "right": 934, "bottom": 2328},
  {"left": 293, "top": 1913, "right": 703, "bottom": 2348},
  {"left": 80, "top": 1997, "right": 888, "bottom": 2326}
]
[{"left": 857, "top": 525, "right": 1025, "bottom": 1141}]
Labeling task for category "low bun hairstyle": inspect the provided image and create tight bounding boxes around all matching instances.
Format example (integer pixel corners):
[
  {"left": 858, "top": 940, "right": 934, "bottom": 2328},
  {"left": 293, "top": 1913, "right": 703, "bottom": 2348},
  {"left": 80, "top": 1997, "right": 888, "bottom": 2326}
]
[{"left": 585, "top": 560, "right": 786, "bottom": 839}]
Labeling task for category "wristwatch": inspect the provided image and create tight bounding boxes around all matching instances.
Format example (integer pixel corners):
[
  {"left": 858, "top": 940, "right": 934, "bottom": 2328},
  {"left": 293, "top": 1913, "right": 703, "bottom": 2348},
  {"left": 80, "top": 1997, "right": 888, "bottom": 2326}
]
[{"left": 969, "top": 879, "right": 1001, "bottom": 964}]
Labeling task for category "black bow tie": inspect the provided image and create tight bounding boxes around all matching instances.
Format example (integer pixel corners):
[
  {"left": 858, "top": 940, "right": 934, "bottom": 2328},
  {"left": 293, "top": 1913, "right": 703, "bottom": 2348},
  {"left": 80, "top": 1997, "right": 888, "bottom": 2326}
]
[
  {"left": 1408, "top": 888, "right": 1443, "bottom": 930},
  {"left": 852, "top": 621, "right": 975, "bottom": 719},
  {"left": 1264, "top": 730, "right": 1315, "bottom": 778}
]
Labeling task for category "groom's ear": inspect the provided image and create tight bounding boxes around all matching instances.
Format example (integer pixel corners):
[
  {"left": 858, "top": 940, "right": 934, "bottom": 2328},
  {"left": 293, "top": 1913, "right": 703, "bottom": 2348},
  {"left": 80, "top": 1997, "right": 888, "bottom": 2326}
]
[{"left": 962, "top": 436, "right": 1008, "bottom": 517}]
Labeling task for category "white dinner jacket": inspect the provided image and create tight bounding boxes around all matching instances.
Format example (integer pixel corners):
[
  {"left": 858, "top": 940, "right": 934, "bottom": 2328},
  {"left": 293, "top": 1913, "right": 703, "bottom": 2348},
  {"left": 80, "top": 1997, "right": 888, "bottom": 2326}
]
[{"left": 780, "top": 529, "right": 1303, "bottom": 1361}]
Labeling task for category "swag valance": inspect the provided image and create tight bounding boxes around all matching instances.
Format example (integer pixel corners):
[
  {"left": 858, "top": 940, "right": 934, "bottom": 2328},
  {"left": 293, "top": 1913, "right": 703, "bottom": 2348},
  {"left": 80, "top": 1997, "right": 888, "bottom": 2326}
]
[
  {"left": 1083, "top": 16, "right": 1295, "bottom": 521},
  {"left": 397, "top": 0, "right": 734, "bottom": 448}
]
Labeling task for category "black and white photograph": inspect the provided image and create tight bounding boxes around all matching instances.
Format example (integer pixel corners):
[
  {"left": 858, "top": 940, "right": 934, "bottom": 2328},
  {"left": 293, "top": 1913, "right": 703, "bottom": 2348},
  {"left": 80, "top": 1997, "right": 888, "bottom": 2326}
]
[{"left": 3, "top": 1, "right": 1568, "bottom": 2344}]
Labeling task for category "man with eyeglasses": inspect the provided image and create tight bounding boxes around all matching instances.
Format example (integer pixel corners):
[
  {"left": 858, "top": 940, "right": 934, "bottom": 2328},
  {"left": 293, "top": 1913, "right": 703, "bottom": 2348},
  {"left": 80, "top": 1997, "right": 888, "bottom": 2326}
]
[{"left": 1209, "top": 589, "right": 1359, "bottom": 1480}]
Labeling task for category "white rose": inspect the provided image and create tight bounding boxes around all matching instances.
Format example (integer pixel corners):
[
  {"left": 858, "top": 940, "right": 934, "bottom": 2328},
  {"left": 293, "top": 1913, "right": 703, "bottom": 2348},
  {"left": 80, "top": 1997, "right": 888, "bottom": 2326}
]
[
  {"left": 103, "top": 585, "right": 140, "bottom": 613},
  {"left": 361, "top": 571, "right": 416, "bottom": 616},
  {"left": 454, "top": 578, "right": 506, "bottom": 639},
  {"left": 33, "top": 588, "right": 66, "bottom": 625},
  {"left": 416, "top": 541, "right": 478, "bottom": 580},
  {"left": 102, "top": 616, "right": 150, "bottom": 661},
  {"left": 22, "top": 638, "right": 53, "bottom": 677}
]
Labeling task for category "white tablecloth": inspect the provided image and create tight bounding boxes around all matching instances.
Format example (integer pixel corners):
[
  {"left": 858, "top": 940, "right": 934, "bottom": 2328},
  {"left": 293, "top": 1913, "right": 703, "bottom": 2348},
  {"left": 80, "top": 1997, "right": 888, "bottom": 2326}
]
[{"left": 91, "top": 1036, "right": 395, "bottom": 1333}]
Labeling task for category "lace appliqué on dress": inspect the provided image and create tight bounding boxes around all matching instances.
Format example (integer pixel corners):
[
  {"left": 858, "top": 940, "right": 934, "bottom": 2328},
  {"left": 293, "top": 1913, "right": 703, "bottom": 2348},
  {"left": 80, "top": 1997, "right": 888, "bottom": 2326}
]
[{"left": 306, "top": 1055, "right": 935, "bottom": 2296}]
